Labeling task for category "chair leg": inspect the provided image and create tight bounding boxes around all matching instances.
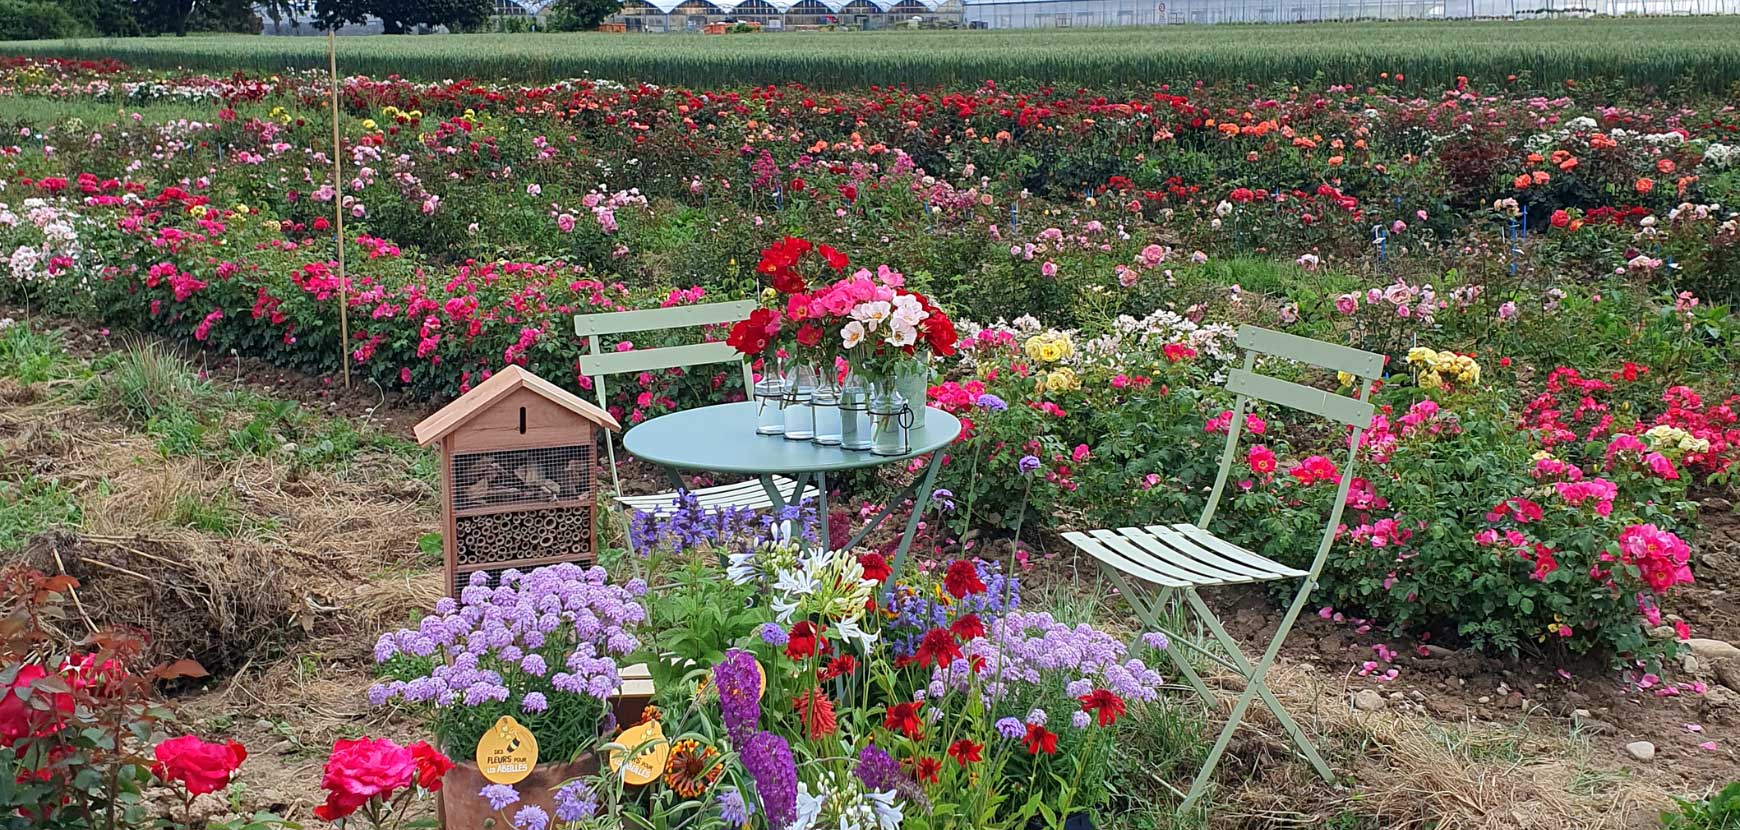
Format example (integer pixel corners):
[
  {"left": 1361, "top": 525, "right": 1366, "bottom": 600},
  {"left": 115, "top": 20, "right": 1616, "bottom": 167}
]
[
  {"left": 1179, "top": 578, "right": 1329, "bottom": 813},
  {"left": 1101, "top": 573, "right": 1215, "bottom": 705},
  {"left": 1182, "top": 590, "right": 1333, "bottom": 782}
]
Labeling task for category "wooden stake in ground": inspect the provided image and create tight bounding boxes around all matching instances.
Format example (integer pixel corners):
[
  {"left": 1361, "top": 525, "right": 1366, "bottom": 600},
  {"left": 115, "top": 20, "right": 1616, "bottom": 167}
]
[{"left": 327, "top": 27, "right": 352, "bottom": 390}]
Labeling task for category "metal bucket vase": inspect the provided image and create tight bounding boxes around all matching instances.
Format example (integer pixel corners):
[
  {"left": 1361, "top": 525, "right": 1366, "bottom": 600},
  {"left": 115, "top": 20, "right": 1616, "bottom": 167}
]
[{"left": 439, "top": 756, "right": 598, "bottom": 830}]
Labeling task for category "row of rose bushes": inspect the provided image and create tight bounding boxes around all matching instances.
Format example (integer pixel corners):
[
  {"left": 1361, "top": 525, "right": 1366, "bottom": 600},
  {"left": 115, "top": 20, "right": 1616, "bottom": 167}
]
[
  {"left": 926, "top": 312, "right": 1731, "bottom": 662},
  {"left": 2, "top": 57, "right": 1738, "bottom": 307},
  {"left": 2, "top": 174, "right": 1737, "bottom": 664}
]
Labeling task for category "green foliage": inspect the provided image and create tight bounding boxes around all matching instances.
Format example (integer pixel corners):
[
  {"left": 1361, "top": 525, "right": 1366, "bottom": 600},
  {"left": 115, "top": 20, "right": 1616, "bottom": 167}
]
[
  {"left": 91, "top": 341, "right": 213, "bottom": 427},
  {"left": 314, "top": 0, "right": 491, "bottom": 33},
  {"left": 547, "top": 0, "right": 624, "bottom": 32},
  {"left": 0, "top": 1, "right": 86, "bottom": 41},
  {"left": 0, "top": 474, "right": 80, "bottom": 552},
  {"left": 0, "top": 322, "right": 72, "bottom": 384},
  {"left": 1662, "top": 781, "right": 1740, "bottom": 830},
  {"left": 6, "top": 18, "right": 1740, "bottom": 91}
]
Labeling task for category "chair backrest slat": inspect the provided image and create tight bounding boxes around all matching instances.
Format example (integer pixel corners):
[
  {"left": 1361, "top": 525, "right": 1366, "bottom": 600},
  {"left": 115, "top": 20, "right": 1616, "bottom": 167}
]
[
  {"left": 1236, "top": 326, "right": 1385, "bottom": 379},
  {"left": 580, "top": 341, "right": 741, "bottom": 378},
  {"left": 1226, "top": 369, "right": 1375, "bottom": 429},
  {"left": 573, "top": 300, "right": 758, "bottom": 338}
]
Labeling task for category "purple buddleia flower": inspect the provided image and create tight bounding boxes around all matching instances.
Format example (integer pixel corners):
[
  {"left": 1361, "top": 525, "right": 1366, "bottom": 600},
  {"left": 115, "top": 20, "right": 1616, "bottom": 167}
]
[
  {"left": 741, "top": 732, "right": 797, "bottom": 829},
  {"left": 714, "top": 648, "right": 762, "bottom": 741}
]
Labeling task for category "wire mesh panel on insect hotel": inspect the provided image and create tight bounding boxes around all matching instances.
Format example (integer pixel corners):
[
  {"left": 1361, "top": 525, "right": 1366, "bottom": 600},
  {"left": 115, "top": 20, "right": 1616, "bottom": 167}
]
[{"left": 412, "top": 365, "right": 621, "bottom": 595}]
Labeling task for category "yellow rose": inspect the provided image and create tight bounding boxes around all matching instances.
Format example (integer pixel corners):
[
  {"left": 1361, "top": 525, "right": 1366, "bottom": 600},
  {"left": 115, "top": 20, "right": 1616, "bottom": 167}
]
[
  {"left": 1406, "top": 346, "right": 1438, "bottom": 365},
  {"left": 188, "top": 205, "right": 207, "bottom": 218},
  {"left": 1038, "top": 342, "right": 1063, "bottom": 363},
  {"left": 1418, "top": 371, "right": 1443, "bottom": 390},
  {"left": 360, "top": 119, "right": 377, "bottom": 131}
]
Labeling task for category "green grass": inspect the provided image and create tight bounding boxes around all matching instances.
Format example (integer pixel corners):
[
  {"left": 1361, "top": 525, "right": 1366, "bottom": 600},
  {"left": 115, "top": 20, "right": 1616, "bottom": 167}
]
[
  {"left": 0, "top": 474, "right": 81, "bottom": 552},
  {"left": 7, "top": 17, "right": 1740, "bottom": 90},
  {"left": 0, "top": 322, "right": 74, "bottom": 384}
]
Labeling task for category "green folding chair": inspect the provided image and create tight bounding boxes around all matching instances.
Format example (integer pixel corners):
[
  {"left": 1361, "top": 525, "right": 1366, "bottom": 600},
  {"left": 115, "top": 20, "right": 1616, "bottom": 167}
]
[
  {"left": 576, "top": 301, "right": 819, "bottom": 516},
  {"left": 1061, "top": 324, "right": 1381, "bottom": 813}
]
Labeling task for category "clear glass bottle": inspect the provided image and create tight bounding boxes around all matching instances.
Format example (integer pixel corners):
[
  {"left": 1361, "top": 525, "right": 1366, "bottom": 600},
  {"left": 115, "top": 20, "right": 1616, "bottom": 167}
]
[
  {"left": 754, "top": 358, "right": 787, "bottom": 436},
  {"left": 868, "top": 381, "right": 911, "bottom": 456},
  {"left": 811, "top": 364, "right": 843, "bottom": 446},
  {"left": 782, "top": 362, "right": 817, "bottom": 441},
  {"left": 839, "top": 371, "right": 872, "bottom": 451}
]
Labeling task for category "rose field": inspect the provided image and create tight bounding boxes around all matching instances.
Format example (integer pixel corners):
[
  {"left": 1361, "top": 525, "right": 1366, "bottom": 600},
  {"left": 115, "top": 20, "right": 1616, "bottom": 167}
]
[{"left": 1, "top": 32, "right": 1740, "bottom": 830}]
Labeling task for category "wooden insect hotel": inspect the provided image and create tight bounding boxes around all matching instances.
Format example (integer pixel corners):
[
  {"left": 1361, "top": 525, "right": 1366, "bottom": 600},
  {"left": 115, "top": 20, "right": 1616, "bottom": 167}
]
[{"left": 413, "top": 365, "right": 620, "bottom": 595}]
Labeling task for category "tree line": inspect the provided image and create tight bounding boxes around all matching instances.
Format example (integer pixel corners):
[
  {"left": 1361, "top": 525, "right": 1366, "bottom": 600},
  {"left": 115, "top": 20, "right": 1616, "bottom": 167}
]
[{"left": 0, "top": 0, "right": 624, "bottom": 40}]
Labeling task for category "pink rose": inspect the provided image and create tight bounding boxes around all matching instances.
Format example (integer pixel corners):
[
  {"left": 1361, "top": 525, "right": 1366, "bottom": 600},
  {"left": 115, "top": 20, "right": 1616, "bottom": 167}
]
[{"left": 312, "top": 737, "right": 417, "bottom": 821}]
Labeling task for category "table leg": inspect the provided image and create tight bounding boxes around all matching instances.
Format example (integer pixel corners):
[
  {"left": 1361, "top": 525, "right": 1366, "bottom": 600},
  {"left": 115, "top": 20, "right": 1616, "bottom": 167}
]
[
  {"left": 815, "top": 471, "right": 829, "bottom": 553},
  {"left": 887, "top": 451, "right": 946, "bottom": 582},
  {"left": 665, "top": 467, "right": 687, "bottom": 493}
]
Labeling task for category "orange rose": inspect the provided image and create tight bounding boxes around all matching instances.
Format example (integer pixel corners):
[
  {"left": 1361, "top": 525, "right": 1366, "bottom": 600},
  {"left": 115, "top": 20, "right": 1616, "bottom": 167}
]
[{"left": 1635, "top": 177, "right": 1654, "bottom": 195}]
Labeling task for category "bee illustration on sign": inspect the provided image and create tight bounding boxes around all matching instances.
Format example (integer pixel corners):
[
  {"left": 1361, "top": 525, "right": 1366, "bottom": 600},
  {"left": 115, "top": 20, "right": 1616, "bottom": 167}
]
[{"left": 476, "top": 715, "right": 539, "bottom": 785}]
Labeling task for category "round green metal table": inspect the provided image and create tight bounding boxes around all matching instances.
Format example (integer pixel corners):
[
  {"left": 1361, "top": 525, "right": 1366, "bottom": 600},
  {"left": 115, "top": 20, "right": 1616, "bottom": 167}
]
[{"left": 623, "top": 401, "right": 961, "bottom": 578}]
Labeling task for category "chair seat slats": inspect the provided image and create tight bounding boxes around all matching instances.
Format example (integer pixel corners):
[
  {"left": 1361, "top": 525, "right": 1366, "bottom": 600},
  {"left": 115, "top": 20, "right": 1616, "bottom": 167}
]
[
  {"left": 1146, "top": 525, "right": 1292, "bottom": 580},
  {"left": 1166, "top": 523, "right": 1307, "bottom": 578},
  {"left": 1062, "top": 531, "right": 1192, "bottom": 588},
  {"left": 1125, "top": 526, "right": 1265, "bottom": 583},
  {"left": 1063, "top": 524, "right": 1304, "bottom": 588},
  {"left": 616, "top": 476, "right": 818, "bottom": 517}
]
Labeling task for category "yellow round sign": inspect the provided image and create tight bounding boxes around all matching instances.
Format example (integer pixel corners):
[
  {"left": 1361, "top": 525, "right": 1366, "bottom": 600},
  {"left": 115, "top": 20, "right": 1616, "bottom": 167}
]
[
  {"left": 609, "top": 720, "right": 669, "bottom": 787},
  {"left": 476, "top": 715, "right": 539, "bottom": 785}
]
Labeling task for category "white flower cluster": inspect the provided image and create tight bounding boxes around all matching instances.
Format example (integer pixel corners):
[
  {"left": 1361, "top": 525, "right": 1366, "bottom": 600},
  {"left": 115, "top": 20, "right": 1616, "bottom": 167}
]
[
  {"left": 1, "top": 198, "right": 87, "bottom": 288},
  {"left": 793, "top": 770, "right": 903, "bottom": 830},
  {"left": 1704, "top": 143, "right": 1740, "bottom": 170}
]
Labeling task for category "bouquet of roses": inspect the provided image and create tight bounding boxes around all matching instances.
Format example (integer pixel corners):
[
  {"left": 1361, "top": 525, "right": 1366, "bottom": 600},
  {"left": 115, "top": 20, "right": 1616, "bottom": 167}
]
[{"left": 726, "top": 237, "right": 959, "bottom": 384}]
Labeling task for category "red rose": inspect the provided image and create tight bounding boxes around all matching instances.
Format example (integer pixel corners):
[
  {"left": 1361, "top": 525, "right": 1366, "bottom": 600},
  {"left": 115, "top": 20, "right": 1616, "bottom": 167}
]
[
  {"left": 0, "top": 664, "right": 75, "bottom": 747},
  {"left": 838, "top": 184, "right": 858, "bottom": 204},
  {"left": 409, "top": 741, "right": 454, "bottom": 792},
  {"left": 943, "top": 560, "right": 987, "bottom": 599},
  {"left": 312, "top": 737, "right": 417, "bottom": 821},
  {"left": 795, "top": 324, "right": 823, "bottom": 348},
  {"left": 770, "top": 269, "right": 807, "bottom": 295},
  {"left": 152, "top": 735, "right": 247, "bottom": 796},
  {"left": 818, "top": 244, "right": 849, "bottom": 270}
]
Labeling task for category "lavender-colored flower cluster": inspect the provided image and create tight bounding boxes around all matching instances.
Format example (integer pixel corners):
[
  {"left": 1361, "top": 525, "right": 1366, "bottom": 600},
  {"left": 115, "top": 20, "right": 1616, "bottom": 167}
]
[
  {"left": 628, "top": 490, "right": 817, "bottom": 556},
  {"left": 882, "top": 560, "right": 1019, "bottom": 658},
  {"left": 741, "top": 731, "right": 797, "bottom": 829},
  {"left": 553, "top": 780, "right": 599, "bottom": 822},
  {"left": 931, "top": 610, "right": 1165, "bottom": 704},
  {"left": 367, "top": 564, "right": 647, "bottom": 717},
  {"left": 714, "top": 648, "right": 762, "bottom": 743},
  {"left": 853, "top": 743, "right": 929, "bottom": 811}
]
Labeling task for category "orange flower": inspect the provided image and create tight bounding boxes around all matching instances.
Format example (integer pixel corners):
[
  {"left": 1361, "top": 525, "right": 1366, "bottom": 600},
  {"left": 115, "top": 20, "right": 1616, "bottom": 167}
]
[
  {"left": 1657, "top": 158, "right": 1676, "bottom": 174},
  {"left": 1532, "top": 170, "right": 1551, "bottom": 186},
  {"left": 1513, "top": 174, "right": 1532, "bottom": 190},
  {"left": 662, "top": 739, "right": 722, "bottom": 798},
  {"left": 1635, "top": 177, "right": 1654, "bottom": 195},
  {"left": 793, "top": 688, "right": 838, "bottom": 738},
  {"left": 1558, "top": 157, "right": 1578, "bottom": 172},
  {"left": 1327, "top": 155, "right": 1344, "bottom": 167},
  {"left": 1528, "top": 152, "right": 1546, "bottom": 164}
]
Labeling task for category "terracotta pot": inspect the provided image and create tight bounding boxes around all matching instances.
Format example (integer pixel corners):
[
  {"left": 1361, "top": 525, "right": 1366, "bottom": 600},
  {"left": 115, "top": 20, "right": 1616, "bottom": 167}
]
[{"left": 439, "top": 756, "right": 598, "bottom": 829}]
